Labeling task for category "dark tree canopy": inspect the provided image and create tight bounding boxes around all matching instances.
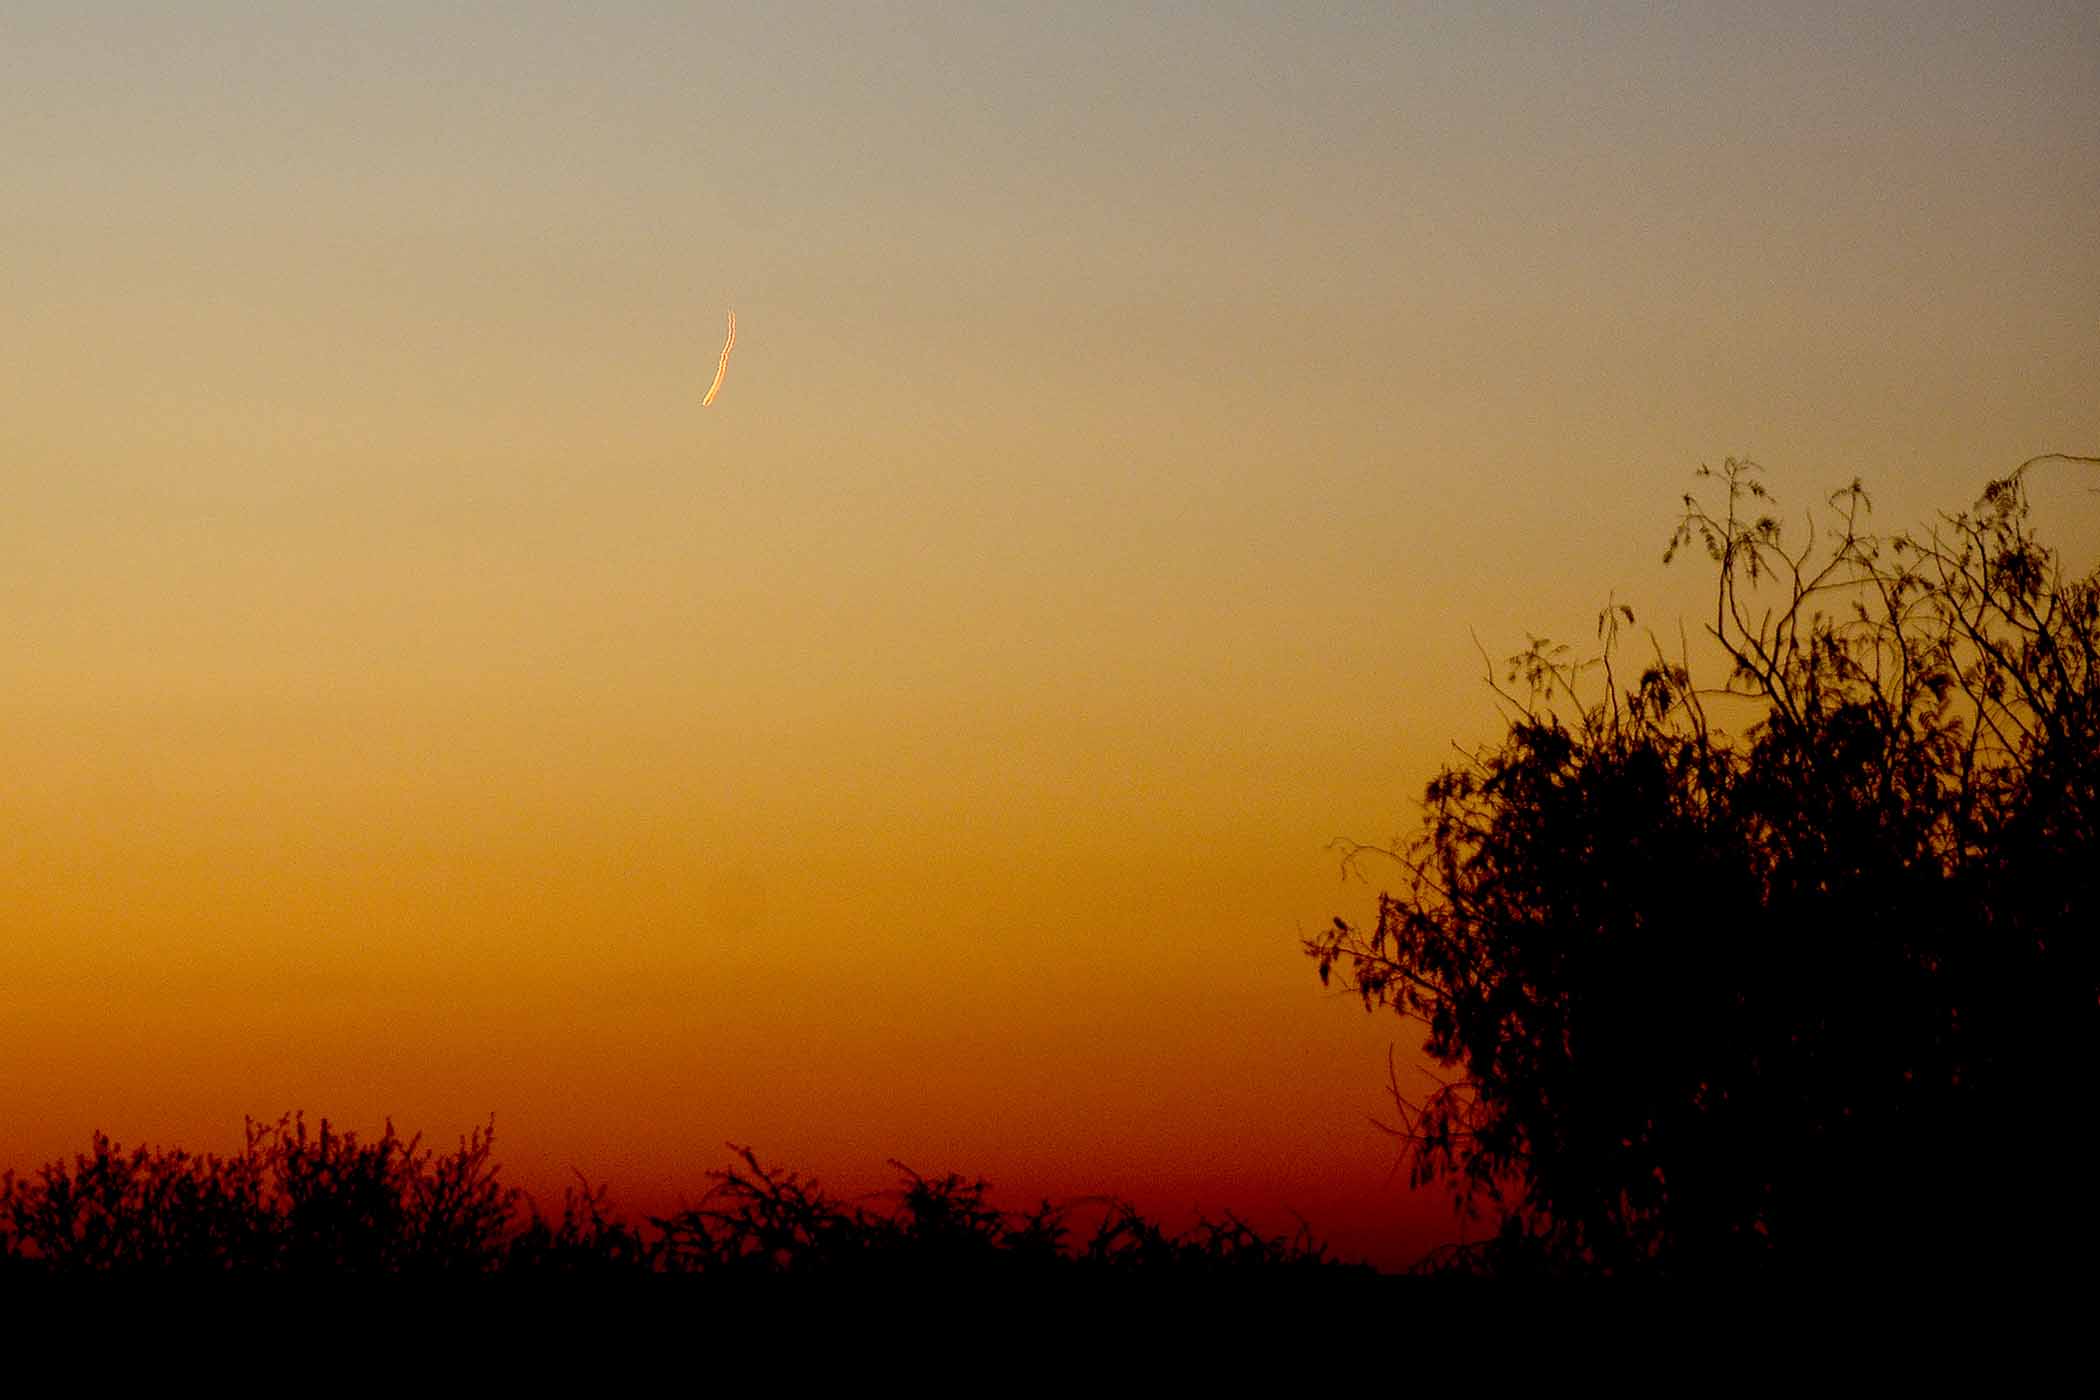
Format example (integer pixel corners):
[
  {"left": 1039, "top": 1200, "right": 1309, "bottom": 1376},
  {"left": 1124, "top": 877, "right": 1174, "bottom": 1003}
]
[{"left": 1310, "top": 457, "right": 2099, "bottom": 1279}]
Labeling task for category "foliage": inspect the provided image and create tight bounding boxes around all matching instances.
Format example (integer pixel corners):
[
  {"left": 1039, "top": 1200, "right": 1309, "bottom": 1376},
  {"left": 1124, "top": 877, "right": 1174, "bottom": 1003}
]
[
  {"left": 0, "top": 1121, "right": 1368, "bottom": 1276},
  {"left": 0, "top": 1113, "right": 515, "bottom": 1273},
  {"left": 1308, "top": 456, "right": 2100, "bottom": 1278},
  {"left": 647, "top": 1144, "right": 1358, "bottom": 1277}
]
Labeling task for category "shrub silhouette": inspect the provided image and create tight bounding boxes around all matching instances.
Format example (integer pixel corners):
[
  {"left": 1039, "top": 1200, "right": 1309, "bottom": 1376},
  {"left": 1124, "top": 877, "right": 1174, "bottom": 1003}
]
[
  {"left": 2, "top": 1121, "right": 1369, "bottom": 1275},
  {"left": 0, "top": 1114, "right": 514, "bottom": 1273},
  {"left": 1308, "top": 457, "right": 2099, "bottom": 1279},
  {"left": 641, "top": 1145, "right": 1359, "bottom": 1277}
]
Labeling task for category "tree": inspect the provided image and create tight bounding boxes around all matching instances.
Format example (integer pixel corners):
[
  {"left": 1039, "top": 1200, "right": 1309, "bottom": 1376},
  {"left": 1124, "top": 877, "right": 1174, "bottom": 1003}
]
[{"left": 1308, "top": 456, "right": 2100, "bottom": 1279}]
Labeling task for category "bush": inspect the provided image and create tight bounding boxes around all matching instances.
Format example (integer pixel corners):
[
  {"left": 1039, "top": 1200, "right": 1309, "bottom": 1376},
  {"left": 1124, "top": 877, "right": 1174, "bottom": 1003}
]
[{"left": 2, "top": 1121, "right": 1370, "bottom": 1276}]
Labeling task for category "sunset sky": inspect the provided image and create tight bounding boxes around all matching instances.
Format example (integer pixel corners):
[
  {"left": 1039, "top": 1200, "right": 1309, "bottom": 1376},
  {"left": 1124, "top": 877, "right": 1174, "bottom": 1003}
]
[{"left": 5, "top": 2, "right": 2096, "bottom": 1267}]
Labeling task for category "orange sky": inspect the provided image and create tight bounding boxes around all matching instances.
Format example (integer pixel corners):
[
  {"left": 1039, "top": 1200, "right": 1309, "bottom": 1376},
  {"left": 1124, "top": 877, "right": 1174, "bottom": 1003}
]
[{"left": 3, "top": 3, "right": 2096, "bottom": 1268}]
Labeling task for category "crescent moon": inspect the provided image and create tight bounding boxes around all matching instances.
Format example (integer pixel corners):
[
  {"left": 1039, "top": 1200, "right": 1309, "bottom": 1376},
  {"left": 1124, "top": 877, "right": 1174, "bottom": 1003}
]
[{"left": 703, "top": 307, "right": 737, "bottom": 407}]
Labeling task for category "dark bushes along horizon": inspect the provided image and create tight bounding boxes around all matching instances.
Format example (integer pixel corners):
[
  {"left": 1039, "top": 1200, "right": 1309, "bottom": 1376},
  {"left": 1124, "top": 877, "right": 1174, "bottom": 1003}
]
[{"left": 0, "top": 1114, "right": 1371, "bottom": 1276}]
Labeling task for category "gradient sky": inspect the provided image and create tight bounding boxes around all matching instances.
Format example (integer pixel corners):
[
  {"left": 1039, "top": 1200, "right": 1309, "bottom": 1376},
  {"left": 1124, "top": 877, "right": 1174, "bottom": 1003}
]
[{"left": 4, "top": 2, "right": 2096, "bottom": 1267}]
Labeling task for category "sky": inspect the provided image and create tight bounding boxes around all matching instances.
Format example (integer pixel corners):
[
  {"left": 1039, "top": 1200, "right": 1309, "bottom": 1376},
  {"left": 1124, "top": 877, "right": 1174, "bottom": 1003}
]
[{"left": 3, "top": 2, "right": 2096, "bottom": 1268}]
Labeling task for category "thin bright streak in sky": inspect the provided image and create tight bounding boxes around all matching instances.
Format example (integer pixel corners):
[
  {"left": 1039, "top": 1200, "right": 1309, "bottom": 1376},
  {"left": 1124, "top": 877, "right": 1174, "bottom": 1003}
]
[{"left": 702, "top": 308, "right": 737, "bottom": 407}]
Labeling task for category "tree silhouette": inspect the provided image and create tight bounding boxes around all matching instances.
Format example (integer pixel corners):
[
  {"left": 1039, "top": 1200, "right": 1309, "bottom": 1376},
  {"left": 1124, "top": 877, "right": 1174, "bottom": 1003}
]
[{"left": 1308, "top": 457, "right": 2099, "bottom": 1279}]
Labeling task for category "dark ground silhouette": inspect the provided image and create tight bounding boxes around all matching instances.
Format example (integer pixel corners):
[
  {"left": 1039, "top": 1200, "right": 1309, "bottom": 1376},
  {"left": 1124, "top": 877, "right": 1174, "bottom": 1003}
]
[{"left": 0, "top": 1114, "right": 1374, "bottom": 1276}]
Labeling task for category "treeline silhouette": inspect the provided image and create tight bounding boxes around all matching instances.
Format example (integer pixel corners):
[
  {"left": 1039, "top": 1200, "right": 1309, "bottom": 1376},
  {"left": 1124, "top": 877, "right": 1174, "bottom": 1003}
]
[
  {"left": 0, "top": 1114, "right": 1369, "bottom": 1276},
  {"left": 1310, "top": 458, "right": 2099, "bottom": 1280}
]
